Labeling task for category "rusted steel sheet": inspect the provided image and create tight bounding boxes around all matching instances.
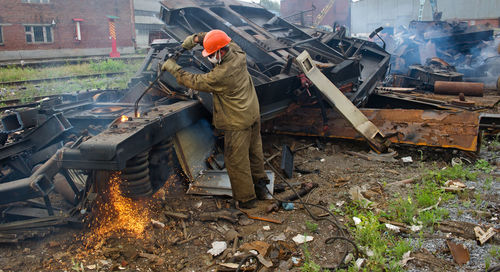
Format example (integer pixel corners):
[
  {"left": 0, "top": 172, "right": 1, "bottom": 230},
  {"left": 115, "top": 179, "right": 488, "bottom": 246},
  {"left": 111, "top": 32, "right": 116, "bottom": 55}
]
[
  {"left": 375, "top": 89, "right": 500, "bottom": 110},
  {"left": 263, "top": 108, "right": 481, "bottom": 152}
]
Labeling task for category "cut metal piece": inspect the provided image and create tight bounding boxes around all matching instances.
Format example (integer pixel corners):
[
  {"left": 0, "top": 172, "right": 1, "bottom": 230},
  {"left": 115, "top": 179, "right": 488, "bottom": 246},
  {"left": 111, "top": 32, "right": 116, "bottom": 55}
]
[
  {"left": 446, "top": 240, "right": 470, "bottom": 265},
  {"left": 434, "top": 81, "right": 484, "bottom": 97},
  {"left": 173, "top": 118, "right": 215, "bottom": 181},
  {"left": 295, "top": 50, "right": 389, "bottom": 153},
  {"left": 474, "top": 226, "right": 496, "bottom": 245},
  {"left": 264, "top": 108, "right": 481, "bottom": 152},
  {"left": 187, "top": 170, "right": 275, "bottom": 198},
  {"left": 280, "top": 144, "right": 293, "bottom": 178}
]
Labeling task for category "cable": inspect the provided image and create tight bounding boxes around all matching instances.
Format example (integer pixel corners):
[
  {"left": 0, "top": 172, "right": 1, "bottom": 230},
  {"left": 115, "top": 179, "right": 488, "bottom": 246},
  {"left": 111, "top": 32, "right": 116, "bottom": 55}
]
[{"left": 264, "top": 160, "right": 359, "bottom": 270}]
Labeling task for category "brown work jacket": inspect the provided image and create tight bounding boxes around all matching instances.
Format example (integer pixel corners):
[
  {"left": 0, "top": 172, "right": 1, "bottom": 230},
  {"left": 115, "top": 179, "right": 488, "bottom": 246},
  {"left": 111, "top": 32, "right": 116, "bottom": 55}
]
[{"left": 172, "top": 41, "right": 260, "bottom": 131}]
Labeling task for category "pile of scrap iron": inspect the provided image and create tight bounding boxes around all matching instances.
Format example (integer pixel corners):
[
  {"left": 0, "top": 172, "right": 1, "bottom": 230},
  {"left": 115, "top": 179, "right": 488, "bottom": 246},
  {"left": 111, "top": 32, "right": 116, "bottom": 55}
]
[
  {"left": 389, "top": 17, "right": 500, "bottom": 90},
  {"left": 0, "top": 0, "right": 498, "bottom": 241}
]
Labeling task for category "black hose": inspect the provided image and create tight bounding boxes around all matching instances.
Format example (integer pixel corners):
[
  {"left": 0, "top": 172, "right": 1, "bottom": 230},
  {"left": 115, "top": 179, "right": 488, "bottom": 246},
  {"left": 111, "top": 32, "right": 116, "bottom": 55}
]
[{"left": 264, "top": 160, "right": 358, "bottom": 270}]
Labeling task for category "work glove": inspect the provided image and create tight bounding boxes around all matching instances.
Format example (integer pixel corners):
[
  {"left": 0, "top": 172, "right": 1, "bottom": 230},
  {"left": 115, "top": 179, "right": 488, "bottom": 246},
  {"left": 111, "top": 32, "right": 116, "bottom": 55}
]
[
  {"left": 182, "top": 34, "right": 197, "bottom": 50},
  {"left": 161, "top": 59, "right": 181, "bottom": 74}
]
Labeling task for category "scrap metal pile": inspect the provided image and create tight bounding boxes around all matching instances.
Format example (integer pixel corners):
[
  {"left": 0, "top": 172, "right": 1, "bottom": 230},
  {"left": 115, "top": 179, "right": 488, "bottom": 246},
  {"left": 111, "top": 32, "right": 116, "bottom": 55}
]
[
  {"left": 387, "top": 17, "right": 500, "bottom": 92},
  {"left": 0, "top": 0, "right": 498, "bottom": 242}
]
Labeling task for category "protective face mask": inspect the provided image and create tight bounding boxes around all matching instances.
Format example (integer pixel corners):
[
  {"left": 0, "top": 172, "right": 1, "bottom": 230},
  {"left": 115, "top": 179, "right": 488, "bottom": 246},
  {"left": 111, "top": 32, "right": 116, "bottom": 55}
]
[{"left": 207, "top": 50, "right": 221, "bottom": 65}]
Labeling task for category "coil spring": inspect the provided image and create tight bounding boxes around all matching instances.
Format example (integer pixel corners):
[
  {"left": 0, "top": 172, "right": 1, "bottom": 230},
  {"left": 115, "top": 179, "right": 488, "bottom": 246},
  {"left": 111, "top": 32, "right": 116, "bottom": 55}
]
[{"left": 120, "top": 150, "right": 152, "bottom": 198}]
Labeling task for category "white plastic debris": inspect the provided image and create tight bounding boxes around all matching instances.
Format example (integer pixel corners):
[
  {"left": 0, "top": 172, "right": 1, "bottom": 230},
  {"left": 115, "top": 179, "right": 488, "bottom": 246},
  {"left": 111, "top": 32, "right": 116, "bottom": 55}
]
[
  {"left": 410, "top": 225, "right": 422, "bottom": 232},
  {"left": 385, "top": 223, "right": 401, "bottom": 233},
  {"left": 320, "top": 158, "right": 326, "bottom": 162},
  {"left": 353, "top": 217, "right": 362, "bottom": 225},
  {"left": 207, "top": 241, "right": 227, "bottom": 256},
  {"left": 355, "top": 258, "right": 366, "bottom": 269},
  {"left": 263, "top": 225, "right": 271, "bottom": 231},
  {"left": 291, "top": 257, "right": 301, "bottom": 265},
  {"left": 292, "top": 234, "right": 314, "bottom": 244},
  {"left": 402, "top": 156, "right": 413, "bottom": 163},
  {"left": 399, "top": 251, "right": 414, "bottom": 267},
  {"left": 336, "top": 201, "right": 345, "bottom": 207}
]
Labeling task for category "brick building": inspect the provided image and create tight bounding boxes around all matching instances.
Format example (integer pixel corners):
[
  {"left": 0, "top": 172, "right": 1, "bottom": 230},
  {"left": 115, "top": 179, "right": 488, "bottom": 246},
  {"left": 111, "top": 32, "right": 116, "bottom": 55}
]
[{"left": 0, "top": 0, "right": 136, "bottom": 61}]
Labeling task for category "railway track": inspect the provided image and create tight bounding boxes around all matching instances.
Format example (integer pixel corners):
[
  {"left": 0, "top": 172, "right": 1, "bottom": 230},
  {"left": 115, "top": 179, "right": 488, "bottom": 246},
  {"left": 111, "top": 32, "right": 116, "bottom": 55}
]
[{"left": 0, "top": 72, "right": 127, "bottom": 86}]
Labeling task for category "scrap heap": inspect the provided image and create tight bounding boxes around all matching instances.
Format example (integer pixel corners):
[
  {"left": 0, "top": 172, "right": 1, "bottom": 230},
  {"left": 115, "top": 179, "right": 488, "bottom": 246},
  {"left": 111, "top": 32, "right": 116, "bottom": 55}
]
[{"left": 0, "top": 0, "right": 497, "bottom": 256}]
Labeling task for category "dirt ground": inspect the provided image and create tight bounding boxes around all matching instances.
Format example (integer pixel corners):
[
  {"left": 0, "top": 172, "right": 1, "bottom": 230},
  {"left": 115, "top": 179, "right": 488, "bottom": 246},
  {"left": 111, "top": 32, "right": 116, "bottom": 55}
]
[{"left": 0, "top": 134, "right": 498, "bottom": 272}]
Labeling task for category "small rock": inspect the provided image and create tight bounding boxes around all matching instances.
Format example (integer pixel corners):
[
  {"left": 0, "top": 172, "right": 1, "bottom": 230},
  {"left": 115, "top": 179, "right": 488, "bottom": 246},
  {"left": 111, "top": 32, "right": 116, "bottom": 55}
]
[
  {"left": 23, "top": 248, "right": 31, "bottom": 254},
  {"left": 270, "top": 233, "right": 286, "bottom": 241},
  {"left": 207, "top": 241, "right": 227, "bottom": 256},
  {"left": 86, "top": 264, "right": 97, "bottom": 270},
  {"left": 263, "top": 225, "right": 271, "bottom": 231},
  {"left": 292, "top": 234, "right": 313, "bottom": 244}
]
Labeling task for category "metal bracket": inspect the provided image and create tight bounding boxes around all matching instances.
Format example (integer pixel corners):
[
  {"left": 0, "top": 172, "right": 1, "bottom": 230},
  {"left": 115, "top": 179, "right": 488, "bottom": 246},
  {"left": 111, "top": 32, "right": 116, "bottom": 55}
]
[{"left": 295, "top": 50, "right": 390, "bottom": 153}]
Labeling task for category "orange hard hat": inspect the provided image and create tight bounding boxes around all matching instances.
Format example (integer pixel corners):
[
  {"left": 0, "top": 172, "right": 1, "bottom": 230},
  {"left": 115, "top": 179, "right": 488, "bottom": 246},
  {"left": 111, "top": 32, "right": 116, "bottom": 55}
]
[{"left": 202, "top": 30, "right": 231, "bottom": 57}]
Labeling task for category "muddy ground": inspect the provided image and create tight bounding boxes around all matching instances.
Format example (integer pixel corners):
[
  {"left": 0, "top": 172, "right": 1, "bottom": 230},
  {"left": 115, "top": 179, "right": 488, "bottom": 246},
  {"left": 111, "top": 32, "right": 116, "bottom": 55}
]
[{"left": 0, "top": 135, "right": 498, "bottom": 272}]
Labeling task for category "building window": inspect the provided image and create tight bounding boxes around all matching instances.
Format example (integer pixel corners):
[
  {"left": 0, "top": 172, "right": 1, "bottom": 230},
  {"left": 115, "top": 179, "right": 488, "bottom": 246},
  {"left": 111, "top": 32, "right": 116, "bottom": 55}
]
[
  {"left": 21, "top": 0, "right": 50, "bottom": 3},
  {"left": 25, "top": 25, "right": 53, "bottom": 43},
  {"left": 0, "top": 27, "right": 3, "bottom": 44}
]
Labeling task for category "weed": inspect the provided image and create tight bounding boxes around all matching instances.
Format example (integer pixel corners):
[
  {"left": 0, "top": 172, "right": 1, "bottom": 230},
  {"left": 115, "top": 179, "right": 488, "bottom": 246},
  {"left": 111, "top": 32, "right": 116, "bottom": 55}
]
[
  {"left": 474, "top": 192, "right": 483, "bottom": 209},
  {"left": 71, "top": 258, "right": 84, "bottom": 271},
  {"left": 462, "top": 200, "right": 471, "bottom": 208},
  {"left": 383, "top": 177, "right": 452, "bottom": 227},
  {"left": 346, "top": 212, "right": 412, "bottom": 272},
  {"left": 475, "top": 159, "right": 494, "bottom": 173},
  {"left": 483, "top": 177, "right": 493, "bottom": 191},
  {"left": 489, "top": 245, "right": 500, "bottom": 260},
  {"left": 306, "top": 221, "right": 319, "bottom": 233},
  {"left": 90, "top": 59, "right": 127, "bottom": 73},
  {"left": 301, "top": 240, "right": 326, "bottom": 272},
  {"left": 424, "top": 164, "right": 477, "bottom": 185},
  {"left": 418, "top": 208, "right": 449, "bottom": 228}
]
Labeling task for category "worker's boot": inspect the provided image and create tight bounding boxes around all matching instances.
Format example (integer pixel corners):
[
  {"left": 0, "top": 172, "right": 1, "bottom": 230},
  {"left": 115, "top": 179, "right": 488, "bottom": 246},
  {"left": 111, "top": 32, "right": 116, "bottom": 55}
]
[
  {"left": 254, "top": 179, "right": 270, "bottom": 200},
  {"left": 237, "top": 198, "right": 257, "bottom": 209}
]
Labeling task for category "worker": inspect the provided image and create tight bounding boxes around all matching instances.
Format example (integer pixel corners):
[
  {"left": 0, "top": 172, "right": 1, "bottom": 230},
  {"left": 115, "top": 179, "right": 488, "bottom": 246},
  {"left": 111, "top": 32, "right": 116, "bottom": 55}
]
[{"left": 162, "top": 30, "right": 269, "bottom": 209}]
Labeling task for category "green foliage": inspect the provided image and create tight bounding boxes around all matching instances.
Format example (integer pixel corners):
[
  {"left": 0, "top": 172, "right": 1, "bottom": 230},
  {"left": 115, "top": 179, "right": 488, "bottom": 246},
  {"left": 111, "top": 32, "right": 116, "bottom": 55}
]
[
  {"left": 89, "top": 59, "right": 126, "bottom": 73},
  {"left": 475, "top": 159, "right": 494, "bottom": 173},
  {"left": 260, "top": 0, "right": 279, "bottom": 11},
  {"left": 347, "top": 212, "right": 412, "bottom": 272},
  {"left": 305, "top": 220, "right": 319, "bottom": 233},
  {"left": 301, "top": 240, "right": 327, "bottom": 272},
  {"left": 0, "top": 59, "right": 139, "bottom": 83},
  {"left": 424, "top": 164, "right": 477, "bottom": 185},
  {"left": 384, "top": 178, "right": 452, "bottom": 227},
  {"left": 489, "top": 245, "right": 500, "bottom": 260},
  {"left": 0, "top": 60, "right": 141, "bottom": 102}
]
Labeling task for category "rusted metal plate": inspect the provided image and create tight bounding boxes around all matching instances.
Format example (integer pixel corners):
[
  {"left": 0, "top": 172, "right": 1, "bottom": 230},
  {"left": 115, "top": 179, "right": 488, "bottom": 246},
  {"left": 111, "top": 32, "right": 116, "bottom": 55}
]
[
  {"left": 263, "top": 108, "right": 481, "bottom": 152},
  {"left": 446, "top": 240, "right": 470, "bottom": 265},
  {"left": 375, "top": 89, "right": 500, "bottom": 110}
]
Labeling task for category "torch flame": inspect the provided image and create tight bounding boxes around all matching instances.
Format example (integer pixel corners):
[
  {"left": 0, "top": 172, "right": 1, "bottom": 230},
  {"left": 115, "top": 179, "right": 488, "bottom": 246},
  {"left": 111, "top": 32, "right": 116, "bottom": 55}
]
[{"left": 121, "top": 115, "right": 129, "bottom": 122}]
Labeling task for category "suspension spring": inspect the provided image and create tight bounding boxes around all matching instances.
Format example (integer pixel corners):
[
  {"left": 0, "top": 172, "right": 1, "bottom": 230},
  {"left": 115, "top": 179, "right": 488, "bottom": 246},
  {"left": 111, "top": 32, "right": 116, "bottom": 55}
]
[{"left": 120, "top": 150, "right": 152, "bottom": 198}]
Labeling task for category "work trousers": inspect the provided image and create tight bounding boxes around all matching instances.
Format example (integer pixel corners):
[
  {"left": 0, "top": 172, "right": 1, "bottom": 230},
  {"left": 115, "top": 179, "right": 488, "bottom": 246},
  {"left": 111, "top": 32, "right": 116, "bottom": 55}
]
[{"left": 224, "top": 119, "right": 268, "bottom": 202}]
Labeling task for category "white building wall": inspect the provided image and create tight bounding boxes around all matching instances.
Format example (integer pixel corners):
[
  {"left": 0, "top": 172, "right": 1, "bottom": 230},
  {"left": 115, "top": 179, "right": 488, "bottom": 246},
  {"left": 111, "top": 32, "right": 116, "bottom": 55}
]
[{"left": 351, "top": 0, "right": 500, "bottom": 34}]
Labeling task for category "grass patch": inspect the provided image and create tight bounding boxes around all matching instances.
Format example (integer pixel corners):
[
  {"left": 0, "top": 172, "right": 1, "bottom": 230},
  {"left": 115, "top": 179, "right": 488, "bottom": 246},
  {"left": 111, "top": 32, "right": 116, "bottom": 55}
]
[
  {"left": 0, "top": 60, "right": 141, "bottom": 102},
  {"left": 340, "top": 212, "right": 412, "bottom": 272},
  {"left": 305, "top": 221, "right": 319, "bottom": 233},
  {"left": 383, "top": 176, "right": 454, "bottom": 227},
  {"left": 301, "top": 239, "right": 328, "bottom": 272},
  {"left": 475, "top": 159, "right": 494, "bottom": 174},
  {"left": 0, "top": 59, "right": 139, "bottom": 83}
]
